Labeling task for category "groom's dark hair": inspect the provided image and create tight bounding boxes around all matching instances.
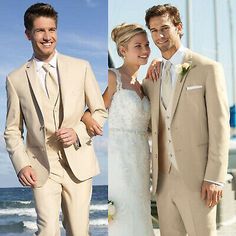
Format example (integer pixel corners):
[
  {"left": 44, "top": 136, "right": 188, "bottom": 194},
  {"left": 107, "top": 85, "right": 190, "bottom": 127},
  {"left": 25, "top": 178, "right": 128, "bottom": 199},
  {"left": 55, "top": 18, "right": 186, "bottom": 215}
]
[
  {"left": 145, "top": 4, "right": 182, "bottom": 29},
  {"left": 24, "top": 3, "right": 58, "bottom": 31}
]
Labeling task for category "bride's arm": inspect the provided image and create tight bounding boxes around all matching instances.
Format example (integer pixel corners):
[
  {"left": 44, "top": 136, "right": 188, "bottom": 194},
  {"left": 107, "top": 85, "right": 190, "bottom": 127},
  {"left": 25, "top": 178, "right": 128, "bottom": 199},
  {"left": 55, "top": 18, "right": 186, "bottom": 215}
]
[{"left": 81, "top": 70, "right": 117, "bottom": 136}]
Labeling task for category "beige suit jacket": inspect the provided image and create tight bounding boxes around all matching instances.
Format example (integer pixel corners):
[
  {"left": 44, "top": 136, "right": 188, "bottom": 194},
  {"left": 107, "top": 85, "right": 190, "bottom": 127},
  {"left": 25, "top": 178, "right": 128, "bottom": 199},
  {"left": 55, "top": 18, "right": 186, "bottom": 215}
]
[
  {"left": 143, "top": 49, "right": 230, "bottom": 194},
  {"left": 4, "top": 53, "right": 108, "bottom": 187}
]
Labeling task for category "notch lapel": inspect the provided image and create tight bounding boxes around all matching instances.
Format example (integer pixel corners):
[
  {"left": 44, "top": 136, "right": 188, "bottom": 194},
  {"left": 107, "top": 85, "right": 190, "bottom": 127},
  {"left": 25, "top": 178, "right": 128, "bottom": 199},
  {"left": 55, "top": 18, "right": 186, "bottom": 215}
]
[
  {"left": 171, "top": 50, "right": 193, "bottom": 122},
  {"left": 57, "top": 54, "right": 68, "bottom": 126},
  {"left": 26, "top": 60, "right": 44, "bottom": 124}
]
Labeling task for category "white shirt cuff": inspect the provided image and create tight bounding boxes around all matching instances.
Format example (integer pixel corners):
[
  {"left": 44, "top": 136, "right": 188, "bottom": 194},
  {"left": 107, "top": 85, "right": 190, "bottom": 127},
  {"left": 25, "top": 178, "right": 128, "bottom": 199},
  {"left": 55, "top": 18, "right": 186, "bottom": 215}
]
[{"left": 204, "top": 179, "right": 224, "bottom": 187}]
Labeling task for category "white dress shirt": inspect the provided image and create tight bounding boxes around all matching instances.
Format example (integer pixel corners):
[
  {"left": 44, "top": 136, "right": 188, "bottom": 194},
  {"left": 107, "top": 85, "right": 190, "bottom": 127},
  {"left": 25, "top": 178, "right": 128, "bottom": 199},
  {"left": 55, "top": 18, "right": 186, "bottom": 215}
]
[{"left": 33, "top": 51, "right": 58, "bottom": 94}]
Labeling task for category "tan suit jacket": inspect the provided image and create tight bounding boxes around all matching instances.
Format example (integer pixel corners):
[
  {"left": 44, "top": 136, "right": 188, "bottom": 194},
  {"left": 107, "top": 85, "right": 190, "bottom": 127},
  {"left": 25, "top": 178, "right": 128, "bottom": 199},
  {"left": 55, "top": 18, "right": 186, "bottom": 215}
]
[
  {"left": 4, "top": 53, "right": 108, "bottom": 187},
  {"left": 143, "top": 49, "right": 230, "bottom": 194}
]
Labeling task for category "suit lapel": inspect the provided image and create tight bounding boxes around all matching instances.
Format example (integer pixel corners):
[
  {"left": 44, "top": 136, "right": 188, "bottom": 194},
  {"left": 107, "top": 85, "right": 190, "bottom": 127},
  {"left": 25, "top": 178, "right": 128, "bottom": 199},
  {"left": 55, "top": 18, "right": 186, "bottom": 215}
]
[
  {"left": 26, "top": 60, "right": 44, "bottom": 123},
  {"left": 57, "top": 54, "right": 68, "bottom": 126},
  {"left": 171, "top": 50, "right": 193, "bottom": 122}
]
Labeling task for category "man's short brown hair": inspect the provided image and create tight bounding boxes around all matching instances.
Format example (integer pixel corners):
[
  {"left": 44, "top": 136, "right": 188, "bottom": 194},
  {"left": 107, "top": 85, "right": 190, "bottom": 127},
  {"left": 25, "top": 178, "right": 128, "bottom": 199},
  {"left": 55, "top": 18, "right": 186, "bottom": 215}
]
[{"left": 145, "top": 4, "right": 182, "bottom": 29}]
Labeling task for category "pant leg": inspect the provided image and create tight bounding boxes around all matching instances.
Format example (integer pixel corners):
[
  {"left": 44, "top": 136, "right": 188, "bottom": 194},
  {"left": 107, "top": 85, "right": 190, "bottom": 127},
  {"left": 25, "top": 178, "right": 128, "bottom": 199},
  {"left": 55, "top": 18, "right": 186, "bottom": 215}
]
[
  {"left": 33, "top": 178, "right": 62, "bottom": 236},
  {"left": 61, "top": 165, "right": 92, "bottom": 236},
  {"left": 157, "top": 167, "right": 217, "bottom": 236},
  {"left": 156, "top": 172, "right": 187, "bottom": 236},
  {"left": 176, "top": 191, "right": 217, "bottom": 236}
]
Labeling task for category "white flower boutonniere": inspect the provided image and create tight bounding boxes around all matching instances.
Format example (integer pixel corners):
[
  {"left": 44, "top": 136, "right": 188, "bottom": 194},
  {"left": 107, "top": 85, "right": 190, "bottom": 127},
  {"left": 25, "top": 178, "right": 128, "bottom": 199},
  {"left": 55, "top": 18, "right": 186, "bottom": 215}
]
[
  {"left": 108, "top": 200, "right": 116, "bottom": 222},
  {"left": 175, "top": 62, "right": 192, "bottom": 82}
]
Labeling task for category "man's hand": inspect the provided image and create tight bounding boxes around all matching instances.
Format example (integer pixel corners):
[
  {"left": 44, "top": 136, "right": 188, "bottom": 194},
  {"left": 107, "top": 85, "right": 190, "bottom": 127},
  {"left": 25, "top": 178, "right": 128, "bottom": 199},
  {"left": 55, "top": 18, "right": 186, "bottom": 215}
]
[
  {"left": 18, "top": 166, "right": 37, "bottom": 187},
  {"left": 201, "top": 181, "right": 223, "bottom": 208},
  {"left": 145, "top": 59, "right": 162, "bottom": 81},
  {"left": 55, "top": 128, "right": 78, "bottom": 148}
]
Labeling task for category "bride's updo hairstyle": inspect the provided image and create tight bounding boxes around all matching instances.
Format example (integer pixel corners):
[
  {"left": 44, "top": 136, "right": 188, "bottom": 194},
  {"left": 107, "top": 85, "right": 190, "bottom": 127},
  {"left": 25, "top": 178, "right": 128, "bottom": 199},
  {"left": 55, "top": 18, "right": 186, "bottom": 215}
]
[{"left": 111, "top": 23, "right": 147, "bottom": 57}]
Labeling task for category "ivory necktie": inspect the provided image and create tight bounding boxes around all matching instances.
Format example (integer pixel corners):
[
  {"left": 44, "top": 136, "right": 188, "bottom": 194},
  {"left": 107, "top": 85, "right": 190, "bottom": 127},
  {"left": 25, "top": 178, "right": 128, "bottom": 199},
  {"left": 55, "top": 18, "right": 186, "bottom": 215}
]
[
  {"left": 42, "top": 63, "right": 59, "bottom": 103},
  {"left": 162, "top": 61, "right": 172, "bottom": 107}
]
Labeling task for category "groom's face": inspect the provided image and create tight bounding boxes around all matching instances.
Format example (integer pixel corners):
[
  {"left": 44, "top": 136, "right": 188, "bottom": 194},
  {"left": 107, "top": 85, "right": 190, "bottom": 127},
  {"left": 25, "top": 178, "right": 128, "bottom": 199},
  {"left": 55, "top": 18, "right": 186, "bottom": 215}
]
[{"left": 149, "top": 14, "right": 182, "bottom": 59}]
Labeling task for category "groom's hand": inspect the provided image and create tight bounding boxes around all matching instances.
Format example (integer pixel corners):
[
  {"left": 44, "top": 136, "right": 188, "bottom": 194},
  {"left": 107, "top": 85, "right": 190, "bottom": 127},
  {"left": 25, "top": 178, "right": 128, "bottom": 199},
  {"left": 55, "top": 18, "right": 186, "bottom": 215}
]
[
  {"left": 56, "top": 128, "right": 78, "bottom": 147},
  {"left": 18, "top": 166, "right": 37, "bottom": 187},
  {"left": 201, "top": 181, "right": 223, "bottom": 208},
  {"left": 145, "top": 59, "right": 161, "bottom": 81}
]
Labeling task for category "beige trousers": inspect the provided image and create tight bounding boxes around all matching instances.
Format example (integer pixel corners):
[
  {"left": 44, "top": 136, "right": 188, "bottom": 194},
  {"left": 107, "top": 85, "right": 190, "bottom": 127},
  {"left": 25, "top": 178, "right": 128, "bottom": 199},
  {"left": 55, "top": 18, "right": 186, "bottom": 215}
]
[
  {"left": 156, "top": 166, "right": 217, "bottom": 236},
  {"left": 33, "top": 157, "right": 92, "bottom": 236}
]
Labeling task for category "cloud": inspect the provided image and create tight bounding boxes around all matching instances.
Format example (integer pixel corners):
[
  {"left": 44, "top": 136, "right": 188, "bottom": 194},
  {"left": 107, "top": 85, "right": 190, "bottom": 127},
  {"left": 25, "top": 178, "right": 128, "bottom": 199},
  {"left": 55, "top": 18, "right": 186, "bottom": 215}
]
[
  {"left": 84, "top": 0, "right": 97, "bottom": 8},
  {"left": 59, "top": 32, "right": 107, "bottom": 56}
]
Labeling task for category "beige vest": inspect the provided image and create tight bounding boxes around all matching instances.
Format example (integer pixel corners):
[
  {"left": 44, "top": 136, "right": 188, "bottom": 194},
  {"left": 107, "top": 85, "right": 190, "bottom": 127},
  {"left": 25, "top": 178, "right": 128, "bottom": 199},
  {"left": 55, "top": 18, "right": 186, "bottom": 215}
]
[
  {"left": 158, "top": 86, "right": 178, "bottom": 173},
  {"left": 39, "top": 85, "right": 63, "bottom": 159}
]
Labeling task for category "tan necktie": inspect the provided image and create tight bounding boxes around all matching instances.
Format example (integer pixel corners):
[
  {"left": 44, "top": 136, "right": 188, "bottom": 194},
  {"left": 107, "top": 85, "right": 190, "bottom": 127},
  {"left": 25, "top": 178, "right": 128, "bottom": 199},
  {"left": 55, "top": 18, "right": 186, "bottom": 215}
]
[
  {"left": 162, "top": 61, "right": 172, "bottom": 107},
  {"left": 42, "top": 63, "right": 59, "bottom": 103}
]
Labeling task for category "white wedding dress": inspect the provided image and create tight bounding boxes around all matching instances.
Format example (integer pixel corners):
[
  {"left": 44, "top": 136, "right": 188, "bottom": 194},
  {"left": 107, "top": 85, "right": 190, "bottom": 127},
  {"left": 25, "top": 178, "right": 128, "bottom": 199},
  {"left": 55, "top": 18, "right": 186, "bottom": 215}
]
[{"left": 108, "top": 69, "right": 154, "bottom": 236}]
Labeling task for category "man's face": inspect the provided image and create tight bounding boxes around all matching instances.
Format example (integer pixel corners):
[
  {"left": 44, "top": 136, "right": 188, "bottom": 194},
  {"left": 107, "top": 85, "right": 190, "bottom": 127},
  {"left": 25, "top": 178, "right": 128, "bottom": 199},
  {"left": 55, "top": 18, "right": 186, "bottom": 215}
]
[
  {"left": 25, "top": 16, "right": 57, "bottom": 62},
  {"left": 149, "top": 14, "right": 182, "bottom": 59}
]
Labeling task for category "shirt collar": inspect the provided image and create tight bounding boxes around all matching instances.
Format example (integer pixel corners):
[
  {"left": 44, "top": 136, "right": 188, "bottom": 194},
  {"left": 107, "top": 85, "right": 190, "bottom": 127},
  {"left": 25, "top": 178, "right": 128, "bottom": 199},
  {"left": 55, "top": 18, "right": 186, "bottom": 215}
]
[
  {"left": 162, "top": 45, "right": 187, "bottom": 68},
  {"left": 33, "top": 51, "right": 58, "bottom": 71}
]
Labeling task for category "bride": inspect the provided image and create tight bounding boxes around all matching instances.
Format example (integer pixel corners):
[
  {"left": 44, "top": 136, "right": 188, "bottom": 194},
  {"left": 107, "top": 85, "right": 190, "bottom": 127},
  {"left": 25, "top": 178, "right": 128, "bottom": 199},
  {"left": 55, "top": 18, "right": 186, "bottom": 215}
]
[{"left": 83, "top": 23, "right": 154, "bottom": 236}]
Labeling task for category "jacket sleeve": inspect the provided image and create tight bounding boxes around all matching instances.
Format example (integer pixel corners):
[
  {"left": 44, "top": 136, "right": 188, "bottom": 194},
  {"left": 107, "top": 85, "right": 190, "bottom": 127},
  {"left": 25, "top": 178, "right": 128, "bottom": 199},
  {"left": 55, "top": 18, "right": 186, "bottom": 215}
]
[
  {"left": 74, "top": 62, "right": 108, "bottom": 147},
  {"left": 4, "top": 77, "right": 31, "bottom": 174},
  {"left": 204, "top": 62, "right": 230, "bottom": 183}
]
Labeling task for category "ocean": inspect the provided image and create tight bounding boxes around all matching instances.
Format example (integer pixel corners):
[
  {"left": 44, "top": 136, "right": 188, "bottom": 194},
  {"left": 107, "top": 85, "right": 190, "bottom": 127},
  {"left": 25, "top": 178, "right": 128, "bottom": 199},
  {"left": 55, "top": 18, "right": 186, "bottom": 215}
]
[{"left": 0, "top": 185, "right": 108, "bottom": 236}]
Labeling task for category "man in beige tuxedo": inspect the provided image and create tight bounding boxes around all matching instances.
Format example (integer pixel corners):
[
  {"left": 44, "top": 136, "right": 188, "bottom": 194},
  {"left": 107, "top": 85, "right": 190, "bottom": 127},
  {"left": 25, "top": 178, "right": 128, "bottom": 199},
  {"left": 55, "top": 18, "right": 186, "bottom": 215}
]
[
  {"left": 143, "top": 4, "right": 230, "bottom": 236},
  {"left": 4, "top": 3, "right": 107, "bottom": 236}
]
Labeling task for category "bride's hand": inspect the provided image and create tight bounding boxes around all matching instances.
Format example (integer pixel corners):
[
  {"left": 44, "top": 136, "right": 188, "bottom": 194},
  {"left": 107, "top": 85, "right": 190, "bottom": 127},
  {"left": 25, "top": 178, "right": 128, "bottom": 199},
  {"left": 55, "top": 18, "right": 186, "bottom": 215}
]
[
  {"left": 86, "top": 118, "right": 103, "bottom": 137},
  {"left": 82, "top": 111, "right": 103, "bottom": 137},
  {"left": 145, "top": 59, "right": 162, "bottom": 81}
]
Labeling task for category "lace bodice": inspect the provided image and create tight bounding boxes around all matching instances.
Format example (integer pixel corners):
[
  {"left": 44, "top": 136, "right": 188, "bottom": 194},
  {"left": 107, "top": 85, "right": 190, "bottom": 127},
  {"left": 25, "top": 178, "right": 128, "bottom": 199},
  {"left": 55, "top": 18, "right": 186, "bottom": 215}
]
[{"left": 108, "top": 69, "right": 150, "bottom": 133}]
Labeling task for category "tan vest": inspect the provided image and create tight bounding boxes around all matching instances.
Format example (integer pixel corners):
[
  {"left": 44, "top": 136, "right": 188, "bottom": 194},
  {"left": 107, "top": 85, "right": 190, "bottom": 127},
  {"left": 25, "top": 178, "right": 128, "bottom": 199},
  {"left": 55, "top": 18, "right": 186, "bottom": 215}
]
[
  {"left": 158, "top": 86, "right": 178, "bottom": 173},
  {"left": 39, "top": 85, "right": 63, "bottom": 159}
]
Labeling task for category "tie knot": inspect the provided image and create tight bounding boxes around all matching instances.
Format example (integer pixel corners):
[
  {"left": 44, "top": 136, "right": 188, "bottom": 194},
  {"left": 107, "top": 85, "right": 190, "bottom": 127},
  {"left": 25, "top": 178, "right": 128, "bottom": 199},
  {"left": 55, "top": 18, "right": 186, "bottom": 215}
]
[
  {"left": 165, "top": 61, "right": 171, "bottom": 71},
  {"left": 42, "top": 63, "right": 51, "bottom": 72}
]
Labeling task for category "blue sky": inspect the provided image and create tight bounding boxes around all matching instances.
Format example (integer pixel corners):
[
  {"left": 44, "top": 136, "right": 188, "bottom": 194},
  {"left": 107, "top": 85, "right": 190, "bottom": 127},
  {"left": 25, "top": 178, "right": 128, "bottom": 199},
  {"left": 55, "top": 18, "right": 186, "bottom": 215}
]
[{"left": 0, "top": 0, "right": 108, "bottom": 187}]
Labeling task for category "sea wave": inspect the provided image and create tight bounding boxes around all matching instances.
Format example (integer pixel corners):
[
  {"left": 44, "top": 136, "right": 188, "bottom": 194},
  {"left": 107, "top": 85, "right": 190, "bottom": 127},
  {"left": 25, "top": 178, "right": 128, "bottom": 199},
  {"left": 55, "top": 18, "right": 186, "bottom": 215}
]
[
  {"left": 90, "top": 204, "right": 107, "bottom": 211},
  {"left": 23, "top": 221, "right": 37, "bottom": 230},
  {"left": 0, "top": 208, "right": 36, "bottom": 217},
  {"left": 0, "top": 218, "right": 107, "bottom": 233},
  {"left": 22, "top": 218, "right": 108, "bottom": 230},
  {"left": 0, "top": 200, "right": 33, "bottom": 208},
  {"left": 90, "top": 218, "right": 108, "bottom": 226},
  {"left": 0, "top": 203, "right": 106, "bottom": 217}
]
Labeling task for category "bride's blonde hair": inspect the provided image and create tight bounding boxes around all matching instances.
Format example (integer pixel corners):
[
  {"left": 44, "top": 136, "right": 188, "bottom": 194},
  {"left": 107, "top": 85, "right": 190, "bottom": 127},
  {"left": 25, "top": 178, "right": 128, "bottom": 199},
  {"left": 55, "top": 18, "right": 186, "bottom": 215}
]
[{"left": 111, "top": 23, "right": 147, "bottom": 57}]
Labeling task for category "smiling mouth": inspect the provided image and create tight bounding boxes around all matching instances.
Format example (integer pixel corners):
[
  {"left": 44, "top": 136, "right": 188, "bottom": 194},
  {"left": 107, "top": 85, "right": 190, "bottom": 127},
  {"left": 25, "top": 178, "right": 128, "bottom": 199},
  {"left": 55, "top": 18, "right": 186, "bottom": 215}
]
[
  {"left": 139, "top": 55, "right": 149, "bottom": 59},
  {"left": 42, "top": 42, "right": 53, "bottom": 47},
  {"left": 157, "top": 40, "right": 168, "bottom": 45}
]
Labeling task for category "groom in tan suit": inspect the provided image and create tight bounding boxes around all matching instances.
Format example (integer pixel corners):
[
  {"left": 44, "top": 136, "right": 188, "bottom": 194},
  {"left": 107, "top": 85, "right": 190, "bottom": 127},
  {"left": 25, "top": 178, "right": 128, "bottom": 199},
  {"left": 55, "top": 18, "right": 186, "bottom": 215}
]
[
  {"left": 143, "top": 4, "right": 230, "bottom": 236},
  {"left": 4, "top": 3, "right": 107, "bottom": 236}
]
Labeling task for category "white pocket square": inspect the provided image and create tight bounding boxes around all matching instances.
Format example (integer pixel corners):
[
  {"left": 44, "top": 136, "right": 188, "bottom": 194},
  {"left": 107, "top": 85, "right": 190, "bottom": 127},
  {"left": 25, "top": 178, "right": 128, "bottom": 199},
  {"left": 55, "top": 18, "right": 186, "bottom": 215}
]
[{"left": 186, "top": 85, "right": 203, "bottom": 91}]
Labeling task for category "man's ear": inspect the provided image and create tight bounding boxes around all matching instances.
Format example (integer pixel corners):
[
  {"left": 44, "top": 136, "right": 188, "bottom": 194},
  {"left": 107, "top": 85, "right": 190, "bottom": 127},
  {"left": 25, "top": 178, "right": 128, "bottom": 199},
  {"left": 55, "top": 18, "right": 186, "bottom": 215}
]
[
  {"left": 25, "top": 29, "right": 31, "bottom": 40},
  {"left": 176, "top": 23, "right": 183, "bottom": 36}
]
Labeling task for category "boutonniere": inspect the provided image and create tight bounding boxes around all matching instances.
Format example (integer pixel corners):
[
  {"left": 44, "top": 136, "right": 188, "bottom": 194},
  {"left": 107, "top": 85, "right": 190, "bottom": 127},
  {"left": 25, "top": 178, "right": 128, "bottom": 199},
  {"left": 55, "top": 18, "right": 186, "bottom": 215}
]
[
  {"left": 108, "top": 200, "right": 116, "bottom": 222},
  {"left": 175, "top": 61, "right": 193, "bottom": 82}
]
